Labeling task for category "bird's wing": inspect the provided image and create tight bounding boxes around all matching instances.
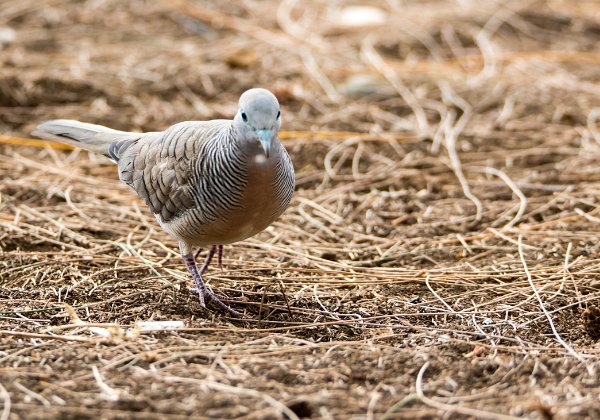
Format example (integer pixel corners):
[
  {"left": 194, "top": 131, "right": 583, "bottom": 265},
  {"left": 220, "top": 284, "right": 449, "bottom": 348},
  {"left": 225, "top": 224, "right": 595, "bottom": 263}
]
[{"left": 116, "top": 120, "right": 229, "bottom": 223}]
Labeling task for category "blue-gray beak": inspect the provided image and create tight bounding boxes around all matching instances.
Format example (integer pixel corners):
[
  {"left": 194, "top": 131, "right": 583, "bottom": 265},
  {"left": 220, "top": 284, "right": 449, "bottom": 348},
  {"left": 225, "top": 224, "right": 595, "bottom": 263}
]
[{"left": 256, "top": 129, "right": 272, "bottom": 157}]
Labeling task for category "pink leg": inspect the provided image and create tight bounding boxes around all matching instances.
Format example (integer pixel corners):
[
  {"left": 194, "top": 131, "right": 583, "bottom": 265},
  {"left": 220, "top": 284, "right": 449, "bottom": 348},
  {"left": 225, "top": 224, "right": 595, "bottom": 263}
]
[
  {"left": 217, "top": 245, "right": 224, "bottom": 270},
  {"left": 182, "top": 250, "right": 241, "bottom": 318}
]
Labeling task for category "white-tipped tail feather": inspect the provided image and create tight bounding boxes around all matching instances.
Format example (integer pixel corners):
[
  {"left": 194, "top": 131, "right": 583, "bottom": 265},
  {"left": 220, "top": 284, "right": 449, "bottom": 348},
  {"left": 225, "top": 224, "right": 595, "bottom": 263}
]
[{"left": 32, "top": 119, "right": 133, "bottom": 156}]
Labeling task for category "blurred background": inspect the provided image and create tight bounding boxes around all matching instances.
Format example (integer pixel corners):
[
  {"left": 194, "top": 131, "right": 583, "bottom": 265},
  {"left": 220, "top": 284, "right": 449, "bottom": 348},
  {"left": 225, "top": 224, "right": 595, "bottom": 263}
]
[
  {"left": 1, "top": 1, "right": 599, "bottom": 418},
  {"left": 1, "top": 0, "right": 597, "bottom": 135}
]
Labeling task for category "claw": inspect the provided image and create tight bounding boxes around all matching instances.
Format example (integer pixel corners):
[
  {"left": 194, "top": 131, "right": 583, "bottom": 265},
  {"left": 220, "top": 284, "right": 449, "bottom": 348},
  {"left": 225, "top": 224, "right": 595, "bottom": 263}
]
[{"left": 189, "top": 287, "right": 245, "bottom": 302}]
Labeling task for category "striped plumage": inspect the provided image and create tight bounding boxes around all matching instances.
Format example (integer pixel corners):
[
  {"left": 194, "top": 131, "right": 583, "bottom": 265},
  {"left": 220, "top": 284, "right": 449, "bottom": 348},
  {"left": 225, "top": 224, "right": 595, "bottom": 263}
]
[{"left": 33, "top": 88, "right": 295, "bottom": 317}]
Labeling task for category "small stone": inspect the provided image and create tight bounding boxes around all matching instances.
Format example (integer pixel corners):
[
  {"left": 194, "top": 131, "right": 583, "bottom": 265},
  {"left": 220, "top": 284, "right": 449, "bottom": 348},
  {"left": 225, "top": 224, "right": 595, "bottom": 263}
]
[
  {"left": 0, "top": 27, "right": 16, "bottom": 46},
  {"left": 337, "top": 6, "right": 387, "bottom": 28},
  {"left": 224, "top": 49, "right": 258, "bottom": 68},
  {"left": 320, "top": 252, "right": 338, "bottom": 261},
  {"left": 408, "top": 295, "right": 421, "bottom": 304}
]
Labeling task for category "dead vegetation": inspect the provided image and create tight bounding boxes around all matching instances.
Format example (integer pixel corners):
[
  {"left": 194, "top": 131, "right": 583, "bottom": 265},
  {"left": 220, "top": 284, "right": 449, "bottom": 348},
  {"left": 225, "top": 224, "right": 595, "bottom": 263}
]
[{"left": 0, "top": 0, "right": 599, "bottom": 418}]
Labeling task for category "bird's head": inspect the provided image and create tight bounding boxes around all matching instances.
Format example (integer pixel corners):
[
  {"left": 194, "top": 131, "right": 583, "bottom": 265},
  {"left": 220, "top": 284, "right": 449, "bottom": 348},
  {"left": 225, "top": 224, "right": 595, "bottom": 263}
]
[{"left": 233, "top": 88, "right": 281, "bottom": 158}]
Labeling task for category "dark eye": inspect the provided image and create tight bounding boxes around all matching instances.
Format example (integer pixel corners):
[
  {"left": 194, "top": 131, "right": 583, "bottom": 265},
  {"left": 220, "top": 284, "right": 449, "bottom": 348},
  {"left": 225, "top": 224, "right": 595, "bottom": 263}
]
[
  {"left": 276, "top": 110, "right": 281, "bottom": 119},
  {"left": 241, "top": 112, "right": 248, "bottom": 122}
]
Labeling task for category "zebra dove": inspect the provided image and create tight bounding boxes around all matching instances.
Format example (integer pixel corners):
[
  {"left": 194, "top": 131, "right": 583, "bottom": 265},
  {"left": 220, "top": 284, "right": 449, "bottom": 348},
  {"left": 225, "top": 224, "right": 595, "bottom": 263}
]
[{"left": 33, "top": 88, "right": 295, "bottom": 317}]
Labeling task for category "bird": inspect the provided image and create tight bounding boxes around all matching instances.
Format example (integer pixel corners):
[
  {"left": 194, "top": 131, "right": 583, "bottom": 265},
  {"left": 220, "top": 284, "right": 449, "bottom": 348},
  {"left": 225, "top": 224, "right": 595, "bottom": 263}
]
[{"left": 33, "top": 88, "right": 295, "bottom": 317}]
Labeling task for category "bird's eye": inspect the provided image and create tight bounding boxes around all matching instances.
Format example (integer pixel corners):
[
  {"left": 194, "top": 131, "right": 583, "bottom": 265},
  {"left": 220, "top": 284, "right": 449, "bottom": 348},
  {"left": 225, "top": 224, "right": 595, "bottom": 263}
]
[
  {"left": 241, "top": 112, "right": 248, "bottom": 122},
  {"left": 276, "top": 110, "right": 281, "bottom": 119}
]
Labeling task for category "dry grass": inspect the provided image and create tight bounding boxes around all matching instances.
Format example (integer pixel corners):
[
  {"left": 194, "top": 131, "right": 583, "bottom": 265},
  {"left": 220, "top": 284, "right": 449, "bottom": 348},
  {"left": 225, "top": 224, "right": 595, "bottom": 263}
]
[{"left": 1, "top": 0, "right": 599, "bottom": 418}]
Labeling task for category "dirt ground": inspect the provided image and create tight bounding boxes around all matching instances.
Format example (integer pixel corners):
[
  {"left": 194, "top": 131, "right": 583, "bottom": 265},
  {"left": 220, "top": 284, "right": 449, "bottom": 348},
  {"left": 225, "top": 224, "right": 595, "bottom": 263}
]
[{"left": 0, "top": 0, "right": 599, "bottom": 418}]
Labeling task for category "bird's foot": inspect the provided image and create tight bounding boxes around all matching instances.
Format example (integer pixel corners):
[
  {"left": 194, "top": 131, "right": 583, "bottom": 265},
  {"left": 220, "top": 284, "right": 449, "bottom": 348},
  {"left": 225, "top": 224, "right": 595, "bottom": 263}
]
[
  {"left": 188, "top": 287, "right": 244, "bottom": 302},
  {"left": 191, "top": 286, "right": 242, "bottom": 318},
  {"left": 183, "top": 247, "right": 241, "bottom": 318}
]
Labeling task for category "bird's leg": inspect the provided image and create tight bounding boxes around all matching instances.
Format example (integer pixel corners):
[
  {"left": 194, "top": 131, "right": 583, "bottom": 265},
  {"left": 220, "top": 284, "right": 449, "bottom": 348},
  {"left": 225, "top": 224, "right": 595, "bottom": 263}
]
[
  {"left": 217, "top": 245, "right": 224, "bottom": 270},
  {"left": 182, "top": 254, "right": 207, "bottom": 308},
  {"left": 188, "top": 246, "right": 215, "bottom": 291},
  {"left": 208, "top": 244, "right": 244, "bottom": 302},
  {"left": 182, "top": 253, "right": 242, "bottom": 317},
  {"left": 194, "top": 246, "right": 220, "bottom": 274},
  {"left": 199, "top": 245, "right": 217, "bottom": 275},
  {"left": 189, "top": 245, "right": 243, "bottom": 302},
  {"left": 181, "top": 244, "right": 241, "bottom": 318}
]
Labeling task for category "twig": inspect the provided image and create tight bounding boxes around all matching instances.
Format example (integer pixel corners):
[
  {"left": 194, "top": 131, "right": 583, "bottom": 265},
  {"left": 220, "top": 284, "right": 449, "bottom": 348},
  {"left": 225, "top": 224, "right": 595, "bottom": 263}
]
[
  {"left": 360, "top": 36, "right": 430, "bottom": 136},
  {"left": 300, "top": 48, "right": 341, "bottom": 103},
  {"left": 477, "top": 167, "right": 527, "bottom": 229},
  {"left": 517, "top": 236, "right": 593, "bottom": 374},
  {"left": 563, "top": 242, "right": 582, "bottom": 309},
  {"left": 166, "top": 0, "right": 315, "bottom": 51},
  {"left": 425, "top": 274, "right": 461, "bottom": 318},
  {"left": 439, "top": 82, "right": 482, "bottom": 222},
  {"left": 163, "top": 376, "right": 300, "bottom": 420},
  {"left": 0, "top": 329, "right": 90, "bottom": 342},
  {"left": 414, "top": 362, "right": 519, "bottom": 419},
  {"left": 0, "top": 381, "right": 10, "bottom": 420},
  {"left": 0, "top": 134, "right": 74, "bottom": 150},
  {"left": 92, "top": 365, "right": 120, "bottom": 401},
  {"left": 14, "top": 381, "right": 50, "bottom": 407}
]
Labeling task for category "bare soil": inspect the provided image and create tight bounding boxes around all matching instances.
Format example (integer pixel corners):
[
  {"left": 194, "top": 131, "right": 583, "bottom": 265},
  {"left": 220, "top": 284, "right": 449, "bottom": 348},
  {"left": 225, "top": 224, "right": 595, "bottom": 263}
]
[{"left": 0, "top": 0, "right": 599, "bottom": 419}]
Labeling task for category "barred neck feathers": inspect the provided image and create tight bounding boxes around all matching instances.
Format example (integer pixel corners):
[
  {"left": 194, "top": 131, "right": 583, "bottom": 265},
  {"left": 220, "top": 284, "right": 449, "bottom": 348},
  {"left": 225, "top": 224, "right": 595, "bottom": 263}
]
[
  {"left": 272, "top": 148, "right": 295, "bottom": 216},
  {"left": 190, "top": 123, "right": 246, "bottom": 226}
]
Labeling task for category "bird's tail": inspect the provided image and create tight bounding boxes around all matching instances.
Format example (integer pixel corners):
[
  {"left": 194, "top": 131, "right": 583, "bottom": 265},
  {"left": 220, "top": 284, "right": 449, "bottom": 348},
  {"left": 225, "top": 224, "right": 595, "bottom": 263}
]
[{"left": 32, "top": 119, "right": 135, "bottom": 158}]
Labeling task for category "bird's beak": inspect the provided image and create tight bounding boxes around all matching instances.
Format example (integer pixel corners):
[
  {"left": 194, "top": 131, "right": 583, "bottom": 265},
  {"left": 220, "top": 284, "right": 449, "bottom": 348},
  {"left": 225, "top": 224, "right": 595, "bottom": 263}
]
[{"left": 256, "top": 129, "right": 272, "bottom": 157}]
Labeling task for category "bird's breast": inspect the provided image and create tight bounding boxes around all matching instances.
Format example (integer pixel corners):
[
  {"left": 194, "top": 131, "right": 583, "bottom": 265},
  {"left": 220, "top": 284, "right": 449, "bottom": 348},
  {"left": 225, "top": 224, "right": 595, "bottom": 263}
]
[
  {"left": 162, "top": 142, "right": 293, "bottom": 248},
  {"left": 192, "top": 153, "right": 290, "bottom": 246},
  {"left": 220, "top": 154, "right": 282, "bottom": 241}
]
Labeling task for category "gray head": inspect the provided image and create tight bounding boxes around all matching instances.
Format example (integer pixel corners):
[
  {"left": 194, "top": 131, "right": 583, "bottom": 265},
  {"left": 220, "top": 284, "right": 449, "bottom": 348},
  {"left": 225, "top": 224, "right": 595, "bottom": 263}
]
[{"left": 233, "top": 88, "right": 281, "bottom": 157}]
